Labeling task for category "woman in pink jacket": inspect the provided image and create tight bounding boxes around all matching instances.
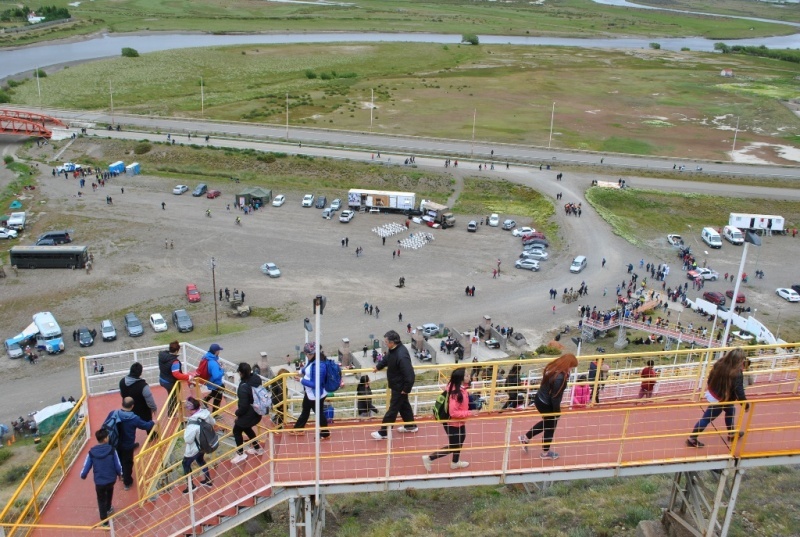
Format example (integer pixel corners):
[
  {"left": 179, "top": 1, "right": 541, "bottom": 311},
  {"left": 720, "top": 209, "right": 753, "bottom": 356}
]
[{"left": 422, "top": 368, "right": 474, "bottom": 471}]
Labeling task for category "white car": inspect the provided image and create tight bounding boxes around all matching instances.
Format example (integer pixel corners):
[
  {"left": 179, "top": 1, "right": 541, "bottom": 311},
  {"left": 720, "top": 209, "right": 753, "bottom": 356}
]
[
  {"left": 172, "top": 185, "right": 189, "bottom": 195},
  {"left": 687, "top": 268, "right": 719, "bottom": 281},
  {"left": 520, "top": 250, "right": 549, "bottom": 261},
  {"left": 512, "top": 227, "right": 535, "bottom": 237},
  {"left": 330, "top": 199, "right": 342, "bottom": 211},
  {"left": 417, "top": 323, "right": 440, "bottom": 338},
  {"left": 488, "top": 214, "right": 500, "bottom": 227},
  {"left": 261, "top": 262, "right": 281, "bottom": 278},
  {"left": 339, "top": 210, "right": 355, "bottom": 223},
  {"left": 776, "top": 288, "right": 800, "bottom": 302},
  {"left": 515, "top": 258, "right": 540, "bottom": 271},
  {"left": 302, "top": 194, "right": 315, "bottom": 207},
  {"left": 501, "top": 219, "right": 516, "bottom": 230},
  {"left": 272, "top": 194, "right": 286, "bottom": 207},
  {"left": 149, "top": 313, "right": 168, "bottom": 332},
  {"left": 0, "top": 228, "right": 18, "bottom": 239}
]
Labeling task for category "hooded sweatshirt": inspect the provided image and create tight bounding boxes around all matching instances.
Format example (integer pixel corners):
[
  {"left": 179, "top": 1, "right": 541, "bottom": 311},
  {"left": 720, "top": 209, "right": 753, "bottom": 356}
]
[
  {"left": 183, "top": 408, "right": 215, "bottom": 458},
  {"left": 80, "top": 442, "right": 122, "bottom": 485},
  {"left": 120, "top": 375, "right": 157, "bottom": 421},
  {"left": 203, "top": 351, "right": 225, "bottom": 390}
]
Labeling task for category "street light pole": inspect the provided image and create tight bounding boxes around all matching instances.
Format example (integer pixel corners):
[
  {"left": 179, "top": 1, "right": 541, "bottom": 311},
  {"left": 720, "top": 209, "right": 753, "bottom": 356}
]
[
  {"left": 211, "top": 257, "right": 219, "bottom": 335},
  {"left": 731, "top": 116, "right": 740, "bottom": 157},
  {"left": 370, "top": 88, "right": 374, "bottom": 130},
  {"left": 312, "top": 295, "right": 326, "bottom": 504},
  {"left": 548, "top": 102, "right": 555, "bottom": 149},
  {"left": 471, "top": 109, "right": 476, "bottom": 156},
  {"left": 721, "top": 230, "right": 760, "bottom": 347},
  {"left": 109, "top": 80, "right": 114, "bottom": 127},
  {"left": 285, "top": 93, "right": 289, "bottom": 141}
]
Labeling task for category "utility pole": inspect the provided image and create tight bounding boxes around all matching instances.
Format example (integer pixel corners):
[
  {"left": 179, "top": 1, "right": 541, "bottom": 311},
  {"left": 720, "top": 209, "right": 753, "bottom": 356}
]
[
  {"left": 731, "top": 116, "right": 740, "bottom": 157},
  {"left": 285, "top": 93, "right": 289, "bottom": 141},
  {"left": 36, "top": 67, "right": 42, "bottom": 109},
  {"left": 548, "top": 102, "right": 555, "bottom": 149},
  {"left": 109, "top": 80, "right": 114, "bottom": 127},
  {"left": 211, "top": 257, "right": 219, "bottom": 335},
  {"left": 471, "top": 109, "right": 476, "bottom": 156},
  {"left": 370, "top": 88, "right": 374, "bottom": 130},
  {"left": 200, "top": 77, "right": 204, "bottom": 117}
]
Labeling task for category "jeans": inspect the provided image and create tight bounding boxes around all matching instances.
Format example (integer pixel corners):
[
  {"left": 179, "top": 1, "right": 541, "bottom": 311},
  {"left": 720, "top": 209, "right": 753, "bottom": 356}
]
[
  {"left": 690, "top": 404, "right": 735, "bottom": 438},
  {"left": 116, "top": 447, "right": 134, "bottom": 487},
  {"left": 294, "top": 395, "right": 329, "bottom": 438},
  {"left": 428, "top": 424, "right": 466, "bottom": 463},
  {"left": 233, "top": 425, "right": 260, "bottom": 454},
  {"left": 524, "top": 397, "right": 560, "bottom": 452},
  {"left": 378, "top": 391, "right": 415, "bottom": 436},
  {"left": 182, "top": 452, "right": 210, "bottom": 481},
  {"left": 95, "top": 482, "right": 115, "bottom": 520}
]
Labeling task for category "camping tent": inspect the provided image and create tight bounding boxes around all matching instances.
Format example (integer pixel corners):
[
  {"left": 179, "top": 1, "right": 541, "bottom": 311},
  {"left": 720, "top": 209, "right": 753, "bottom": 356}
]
[
  {"left": 33, "top": 401, "right": 75, "bottom": 435},
  {"left": 9, "top": 201, "right": 22, "bottom": 209},
  {"left": 236, "top": 187, "right": 272, "bottom": 208}
]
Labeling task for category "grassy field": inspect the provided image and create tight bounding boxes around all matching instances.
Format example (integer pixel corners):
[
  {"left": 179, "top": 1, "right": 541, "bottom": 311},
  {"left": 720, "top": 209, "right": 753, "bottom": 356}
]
[
  {"left": 633, "top": 0, "right": 800, "bottom": 24},
  {"left": 7, "top": 44, "right": 800, "bottom": 160},
  {"left": 1, "top": 0, "right": 796, "bottom": 48}
]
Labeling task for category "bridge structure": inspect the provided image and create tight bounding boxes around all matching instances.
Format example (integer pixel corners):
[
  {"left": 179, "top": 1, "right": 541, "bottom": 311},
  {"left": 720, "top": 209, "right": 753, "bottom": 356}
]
[
  {"left": 0, "top": 109, "right": 66, "bottom": 139},
  {"left": 1, "top": 342, "right": 798, "bottom": 537}
]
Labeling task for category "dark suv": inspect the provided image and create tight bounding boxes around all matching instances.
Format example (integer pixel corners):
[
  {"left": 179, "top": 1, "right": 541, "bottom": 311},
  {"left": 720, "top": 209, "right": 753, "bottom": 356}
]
[
  {"left": 315, "top": 196, "right": 327, "bottom": 209},
  {"left": 172, "top": 309, "right": 194, "bottom": 333},
  {"left": 37, "top": 231, "right": 71, "bottom": 245},
  {"left": 192, "top": 184, "right": 208, "bottom": 197}
]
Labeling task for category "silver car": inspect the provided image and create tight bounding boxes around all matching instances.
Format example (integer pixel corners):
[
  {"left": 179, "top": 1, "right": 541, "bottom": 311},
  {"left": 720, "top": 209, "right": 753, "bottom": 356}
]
[
  {"left": 515, "top": 258, "right": 540, "bottom": 271},
  {"left": 520, "top": 250, "right": 549, "bottom": 261},
  {"left": 100, "top": 319, "right": 117, "bottom": 341}
]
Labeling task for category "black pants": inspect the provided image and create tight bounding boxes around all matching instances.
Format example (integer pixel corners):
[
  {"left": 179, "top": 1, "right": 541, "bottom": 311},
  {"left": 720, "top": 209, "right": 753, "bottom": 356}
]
[
  {"left": 204, "top": 388, "right": 223, "bottom": 412},
  {"left": 378, "top": 390, "right": 415, "bottom": 436},
  {"left": 524, "top": 397, "right": 560, "bottom": 452},
  {"left": 232, "top": 424, "right": 260, "bottom": 455},
  {"left": 116, "top": 447, "right": 134, "bottom": 487},
  {"left": 294, "top": 395, "right": 329, "bottom": 438},
  {"left": 429, "top": 424, "right": 466, "bottom": 463},
  {"left": 95, "top": 482, "right": 115, "bottom": 520}
]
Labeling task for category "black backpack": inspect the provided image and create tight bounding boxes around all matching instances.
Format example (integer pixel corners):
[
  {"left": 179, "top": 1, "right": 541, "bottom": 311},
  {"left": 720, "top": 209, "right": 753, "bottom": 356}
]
[{"left": 189, "top": 417, "right": 219, "bottom": 454}]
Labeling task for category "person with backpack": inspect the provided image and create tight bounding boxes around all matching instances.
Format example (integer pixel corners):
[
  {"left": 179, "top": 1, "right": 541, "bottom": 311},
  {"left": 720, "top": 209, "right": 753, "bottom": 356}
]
[
  {"left": 290, "top": 342, "right": 331, "bottom": 440},
  {"left": 518, "top": 353, "right": 578, "bottom": 460},
  {"left": 371, "top": 330, "right": 417, "bottom": 440},
  {"left": 422, "top": 368, "right": 474, "bottom": 471},
  {"left": 119, "top": 362, "right": 157, "bottom": 422},
  {"left": 181, "top": 397, "right": 215, "bottom": 493},
  {"left": 107, "top": 397, "right": 154, "bottom": 490},
  {"left": 200, "top": 344, "right": 226, "bottom": 414},
  {"left": 158, "top": 341, "right": 193, "bottom": 417},
  {"left": 80, "top": 428, "right": 123, "bottom": 525},
  {"left": 231, "top": 363, "right": 264, "bottom": 464}
]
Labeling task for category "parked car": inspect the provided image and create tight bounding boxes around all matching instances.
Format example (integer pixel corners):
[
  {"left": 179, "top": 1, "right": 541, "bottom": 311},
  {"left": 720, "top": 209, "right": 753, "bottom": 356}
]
[
  {"left": 725, "top": 290, "right": 746, "bottom": 303},
  {"left": 515, "top": 258, "right": 541, "bottom": 271},
  {"left": 521, "top": 231, "right": 547, "bottom": 241},
  {"left": 776, "top": 288, "right": 800, "bottom": 302},
  {"left": 501, "top": 219, "right": 516, "bottom": 230},
  {"left": 339, "top": 210, "right": 355, "bottom": 223},
  {"left": 792, "top": 284, "right": 800, "bottom": 294},
  {"left": 272, "top": 194, "right": 286, "bottom": 207},
  {"left": 186, "top": 283, "right": 201, "bottom": 303},
  {"left": 206, "top": 189, "right": 222, "bottom": 199},
  {"left": 77, "top": 327, "right": 95, "bottom": 347},
  {"left": 522, "top": 237, "right": 549, "bottom": 248},
  {"left": 330, "top": 199, "right": 342, "bottom": 211},
  {"left": 0, "top": 228, "right": 18, "bottom": 240},
  {"left": 173, "top": 185, "right": 189, "bottom": 195},
  {"left": 192, "top": 184, "right": 208, "bottom": 197},
  {"left": 172, "top": 309, "right": 194, "bottom": 332},
  {"left": 35, "top": 238, "right": 55, "bottom": 246},
  {"left": 687, "top": 268, "right": 719, "bottom": 281},
  {"left": 523, "top": 239, "right": 549, "bottom": 250},
  {"left": 322, "top": 208, "right": 334, "bottom": 219},
  {"left": 100, "top": 319, "right": 117, "bottom": 342},
  {"left": 417, "top": 323, "right": 440, "bottom": 338},
  {"left": 261, "top": 262, "right": 281, "bottom": 278},
  {"left": 667, "top": 234, "right": 684, "bottom": 247},
  {"left": 520, "top": 250, "right": 549, "bottom": 261},
  {"left": 488, "top": 214, "right": 500, "bottom": 227},
  {"left": 467, "top": 220, "right": 478, "bottom": 232},
  {"left": 4, "top": 340, "right": 24, "bottom": 359},
  {"left": 302, "top": 194, "right": 315, "bottom": 207},
  {"left": 149, "top": 313, "right": 168, "bottom": 332},
  {"left": 512, "top": 227, "right": 535, "bottom": 237},
  {"left": 315, "top": 195, "right": 327, "bottom": 209},
  {"left": 38, "top": 230, "right": 71, "bottom": 244},
  {"left": 702, "top": 291, "right": 726, "bottom": 306},
  {"left": 124, "top": 312, "right": 143, "bottom": 337}
]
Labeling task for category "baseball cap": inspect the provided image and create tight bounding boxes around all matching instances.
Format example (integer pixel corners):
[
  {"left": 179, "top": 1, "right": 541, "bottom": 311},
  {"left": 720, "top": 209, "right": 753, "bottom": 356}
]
[
  {"left": 209, "top": 343, "right": 223, "bottom": 353},
  {"left": 303, "top": 342, "right": 316, "bottom": 355}
]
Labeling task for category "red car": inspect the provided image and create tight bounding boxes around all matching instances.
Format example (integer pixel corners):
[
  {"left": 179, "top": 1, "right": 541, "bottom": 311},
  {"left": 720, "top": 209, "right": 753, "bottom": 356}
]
[
  {"left": 725, "top": 290, "right": 746, "bottom": 303},
  {"left": 186, "top": 284, "right": 201, "bottom": 303},
  {"left": 702, "top": 291, "right": 726, "bottom": 306},
  {"left": 206, "top": 190, "right": 221, "bottom": 199}
]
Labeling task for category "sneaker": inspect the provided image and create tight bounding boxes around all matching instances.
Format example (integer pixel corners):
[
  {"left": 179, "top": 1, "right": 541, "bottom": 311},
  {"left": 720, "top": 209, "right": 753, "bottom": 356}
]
[
  {"left": 181, "top": 485, "right": 194, "bottom": 494},
  {"left": 231, "top": 453, "right": 248, "bottom": 464},
  {"left": 421, "top": 455, "right": 432, "bottom": 472},
  {"left": 245, "top": 447, "right": 265, "bottom": 456},
  {"left": 199, "top": 479, "right": 213, "bottom": 488},
  {"left": 518, "top": 435, "right": 529, "bottom": 453},
  {"left": 107, "top": 507, "right": 115, "bottom": 515},
  {"left": 371, "top": 431, "right": 386, "bottom": 440},
  {"left": 320, "top": 436, "right": 331, "bottom": 442},
  {"left": 540, "top": 451, "right": 559, "bottom": 460},
  {"left": 123, "top": 485, "right": 131, "bottom": 491},
  {"left": 397, "top": 426, "right": 418, "bottom": 433},
  {"left": 686, "top": 438, "right": 704, "bottom": 448},
  {"left": 450, "top": 461, "right": 469, "bottom": 469}
]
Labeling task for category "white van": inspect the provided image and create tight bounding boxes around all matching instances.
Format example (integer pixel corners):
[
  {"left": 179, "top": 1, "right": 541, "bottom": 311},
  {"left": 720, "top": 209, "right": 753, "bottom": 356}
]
[
  {"left": 723, "top": 225, "right": 744, "bottom": 245},
  {"left": 701, "top": 227, "right": 722, "bottom": 249},
  {"left": 570, "top": 255, "right": 587, "bottom": 273}
]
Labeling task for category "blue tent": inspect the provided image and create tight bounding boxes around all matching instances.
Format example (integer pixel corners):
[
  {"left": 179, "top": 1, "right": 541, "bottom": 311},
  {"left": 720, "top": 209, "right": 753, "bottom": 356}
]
[{"left": 9, "top": 201, "right": 22, "bottom": 209}]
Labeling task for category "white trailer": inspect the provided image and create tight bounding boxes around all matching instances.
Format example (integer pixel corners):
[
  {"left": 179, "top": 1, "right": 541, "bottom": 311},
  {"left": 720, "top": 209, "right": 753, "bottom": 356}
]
[
  {"left": 728, "top": 213, "right": 784, "bottom": 234},
  {"left": 7, "top": 212, "right": 27, "bottom": 231},
  {"left": 347, "top": 189, "right": 416, "bottom": 214}
]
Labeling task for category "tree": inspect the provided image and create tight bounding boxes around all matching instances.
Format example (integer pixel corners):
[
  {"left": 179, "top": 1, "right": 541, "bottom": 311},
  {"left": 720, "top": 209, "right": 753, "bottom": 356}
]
[
  {"left": 649, "top": 42, "right": 661, "bottom": 50},
  {"left": 461, "top": 34, "right": 479, "bottom": 46},
  {"left": 714, "top": 43, "right": 731, "bottom": 53},
  {"left": 121, "top": 47, "right": 139, "bottom": 58}
]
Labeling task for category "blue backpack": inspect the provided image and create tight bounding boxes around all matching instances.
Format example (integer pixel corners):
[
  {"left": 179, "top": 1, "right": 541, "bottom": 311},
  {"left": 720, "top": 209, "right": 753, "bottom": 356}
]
[{"left": 323, "top": 359, "right": 342, "bottom": 393}]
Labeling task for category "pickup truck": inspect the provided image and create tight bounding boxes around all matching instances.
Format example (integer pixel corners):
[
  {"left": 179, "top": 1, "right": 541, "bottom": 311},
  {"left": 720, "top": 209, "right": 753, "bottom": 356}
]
[{"left": 7, "top": 212, "right": 26, "bottom": 231}]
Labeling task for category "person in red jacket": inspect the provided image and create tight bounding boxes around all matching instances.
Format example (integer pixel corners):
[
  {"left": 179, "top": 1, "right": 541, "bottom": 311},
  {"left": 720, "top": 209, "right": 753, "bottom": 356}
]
[
  {"left": 638, "top": 360, "right": 658, "bottom": 399},
  {"left": 422, "top": 368, "right": 474, "bottom": 471}
]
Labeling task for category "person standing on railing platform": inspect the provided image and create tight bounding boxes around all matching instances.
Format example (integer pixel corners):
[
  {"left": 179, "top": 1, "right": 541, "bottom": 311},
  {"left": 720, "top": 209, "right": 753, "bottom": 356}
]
[
  {"left": 80, "top": 428, "right": 123, "bottom": 526},
  {"left": 371, "top": 330, "right": 417, "bottom": 440},
  {"left": 290, "top": 343, "right": 331, "bottom": 440},
  {"left": 638, "top": 360, "right": 658, "bottom": 400},
  {"left": 181, "top": 397, "right": 215, "bottom": 493},
  {"left": 201, "top": 344, "right": 226, "bottom": 415},
  {"left": 422, "top": 368, "right": 474, "bottom": 472},
  {"left": 231, "top": 363, "right": 264, "bottom": 464},
  {"left": 158, "top": 341, "right": 194, "bottom": 418},
  {"left": 119, "top": 362, "right": 157, "bottom": 422},
  {"left": 357, "top": 375, "right": 379, "bottom": 417},
  {"left": 111, "top": 397, "right": 154, "bottom": 490},
  {"left": 686, "top": 348, "right": 748, "bottom": 448},
  {"left": 519, "top": 353, "right": 578, "bottom": 460}
]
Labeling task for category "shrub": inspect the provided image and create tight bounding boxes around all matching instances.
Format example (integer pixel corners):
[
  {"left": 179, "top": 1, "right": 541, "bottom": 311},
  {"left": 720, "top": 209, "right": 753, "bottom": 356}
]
[
  {"left": 256, "top": 153, "right": 276, "bottom": 164},
  {"left": 320, "top": 72, "right": 333, "bottom": 80},
  {"left": 649, "top": 42, "right": 661, "bottom": 50},
  {"left": 6, "top": 79, "right": 23, "bottom": 88},
  {"left": 34, "top": 68, "right": 46, "bottom": 78},
  {"left": 3, "top": 465, "right": 31, "bottom": 485},
  {"left": 3, "top": 155, "right": 13, "bottom": 164},
  {"left": 681, "top": 47, "right": 690, "bottom": 51},
  {"left": 305, "top": 69, "right": 317, "bottom": 79},
  {"left": 121, "top": 47, "right": 139, "bottom": 58},
  {"left": 0, "top": 90, "right": 9, "bottom": 104},
  {"left": 133, "top": 142, "right": 152, "bottom": 155},
  {"left": 535, "top": 345, "right": 563, "bottom": 355},
  {"left": 462, "top": 33, "right": 479, "bottom": 45},
  {"left": 0, "top": 450, "right": 12, "bottom": 466}
]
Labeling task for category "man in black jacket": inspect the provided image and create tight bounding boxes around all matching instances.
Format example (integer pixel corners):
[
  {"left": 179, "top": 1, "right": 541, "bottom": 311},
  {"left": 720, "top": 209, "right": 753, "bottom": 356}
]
[
  {"left": 231, "top": 362, "right": 263, "bottom": 464},
  {"left": 371, "top": 330, "right": 417, "bottom": 439},
  {"left": 119, "top": 362, "right": 157, "bottom": 422}
]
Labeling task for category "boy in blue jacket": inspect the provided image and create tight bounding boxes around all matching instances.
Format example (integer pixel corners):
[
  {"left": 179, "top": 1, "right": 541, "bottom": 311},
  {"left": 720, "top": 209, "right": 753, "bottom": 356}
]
[
  {"left": 202, "top": 343, "right": 226, "bottom": 414},
  {"left": 80, "top": 428, "right": 123, "bottom": 524}
]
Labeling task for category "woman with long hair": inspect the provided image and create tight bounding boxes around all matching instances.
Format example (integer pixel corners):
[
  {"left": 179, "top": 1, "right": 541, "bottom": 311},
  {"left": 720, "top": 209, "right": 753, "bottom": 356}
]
[
  {"left": 357, "top": 375, "right": 379, "bottom": 417},
  {"left": 422, "top": 368, "right": 474, "bottom": 471},
  {"left": 519, "top": 353, "right": 579, "bottom": 460},
  {"left": 686, "top": 348, "right": 748, "bottom": 447}
]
